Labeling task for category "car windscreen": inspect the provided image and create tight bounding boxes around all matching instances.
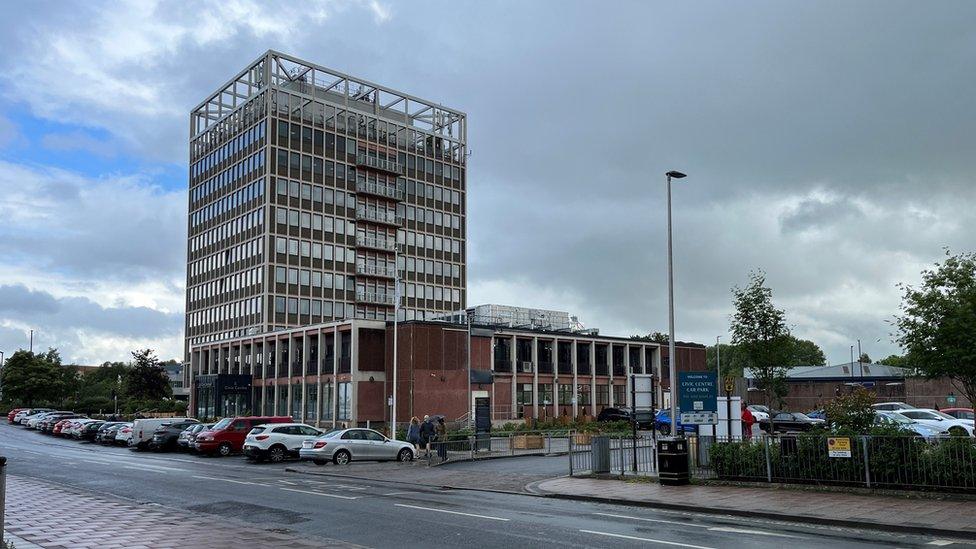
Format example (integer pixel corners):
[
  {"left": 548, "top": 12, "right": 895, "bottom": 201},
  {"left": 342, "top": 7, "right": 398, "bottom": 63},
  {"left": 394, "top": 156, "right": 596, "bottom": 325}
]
[
  {"left": 211, "top": 418, "right": 233, "bottom": 431},
  {"left": 882, "top": 412, "right": 913, "bottom": 425},
  {"left": 933, "top": 411, "right": 958, "bottom": 420}
]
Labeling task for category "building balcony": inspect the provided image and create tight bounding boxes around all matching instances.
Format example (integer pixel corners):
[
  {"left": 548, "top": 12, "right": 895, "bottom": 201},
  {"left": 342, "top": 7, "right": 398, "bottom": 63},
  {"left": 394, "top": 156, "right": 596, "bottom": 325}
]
[
  {"left": 356, "top": 180, "right": 404, "bottom": 201},
  {"left": 538, "top": 361, "right": 554, "bottom": 374},
  {"left": 493, "top": 359, "right": 512, "bottom": 373},
  {"left": 577, "top": 362, "right": 591, "bottom": 375},
  {"left": 356, "top": 154, "right": 404, "bottom": 176},
  {"left": 356, "top": 263, "right": 397, "bottom": 279},
  {"left": 557, "top": 362, "right": 573, "bottom": 375},
  {"left": 356, "top": 207, "right": 402, "bottom": 226},
  {"left": 356, "top": 290, "right": 397, "bottom": 306},
  {"left": 356, "top": 235, "right": 398, "bottom": 252}
]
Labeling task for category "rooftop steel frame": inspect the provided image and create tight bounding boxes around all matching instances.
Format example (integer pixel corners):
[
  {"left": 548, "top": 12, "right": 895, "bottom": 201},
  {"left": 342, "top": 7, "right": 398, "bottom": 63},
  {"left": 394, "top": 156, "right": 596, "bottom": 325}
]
[{"left": 190, "top": 50, "right": 466, "bottom": 144}]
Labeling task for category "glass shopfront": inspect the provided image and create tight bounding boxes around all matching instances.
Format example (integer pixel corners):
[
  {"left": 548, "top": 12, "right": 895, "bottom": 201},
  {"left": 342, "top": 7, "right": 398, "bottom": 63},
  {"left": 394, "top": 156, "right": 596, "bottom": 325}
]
[{"left": 194, "top": 374, "right": 253, "bottom": 419}]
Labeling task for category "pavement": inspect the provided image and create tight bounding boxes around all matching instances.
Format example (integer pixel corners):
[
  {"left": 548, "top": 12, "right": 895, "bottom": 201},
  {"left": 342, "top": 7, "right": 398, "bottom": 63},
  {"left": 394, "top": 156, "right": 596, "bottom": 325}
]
[
  {"left": 535, "top": 476, "right": 976, "bottom": 539},
  {"left": 4, "top": 423, "right": 976, "bottom": 548}
]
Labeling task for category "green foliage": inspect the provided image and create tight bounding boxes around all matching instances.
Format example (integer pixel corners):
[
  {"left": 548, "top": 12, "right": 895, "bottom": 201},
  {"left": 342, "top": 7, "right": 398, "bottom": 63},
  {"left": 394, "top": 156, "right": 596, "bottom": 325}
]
[
  {"left": 630, "top": 332, "right": 669, "bottom": 343},
  {"left": 123, "top": 349, "right": 172, "bottom": 401},
  {"left": 786, "top": 338, "right": 827, "bottom": 367},
  {"left": 858, "top": 353, "right": 872, "bottom": 364},
  {"left": 824, "top": 387, "right": 876, "bottom": 434},
  {"left": 730, "top": 270, "right": 793, "bottom": 409},
  {"left": 878, "top": 354, "right": 908, "bottom": 368},
  {"left": 0, "top": 348, "right": 72, "bottom": 406},
  {"left": 896, "top": 250, "right": 976, "bottom": 413}
]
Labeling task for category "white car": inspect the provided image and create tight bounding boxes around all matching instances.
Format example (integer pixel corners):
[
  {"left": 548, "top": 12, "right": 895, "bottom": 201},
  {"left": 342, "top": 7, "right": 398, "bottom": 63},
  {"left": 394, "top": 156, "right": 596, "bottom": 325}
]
[
  {"left": 898, "top": 409, "right": 974, "bottom": 436},
  {"left": 26, "top": 411, "right": 62, "bottom": 429},
  {"left": 243, "top": 423, "right": 324, "bottom": 463},
  {"left": 299, "top": 428, "right": 415, "bottom": 465},
  {"left": 115, "top": 423, "right": 134, "bottom": 445},
  {"left": 15, "top": 408, "right": 52, "bottom": 424},
  {"left": 872, "top": 402, "right": 913, "bottom": 411},
  {"left": 64, "top": 419, "right": 97, "bottom": 438},
  {"left": 747, "top": 405, "right": 770, "bottom": 422}
]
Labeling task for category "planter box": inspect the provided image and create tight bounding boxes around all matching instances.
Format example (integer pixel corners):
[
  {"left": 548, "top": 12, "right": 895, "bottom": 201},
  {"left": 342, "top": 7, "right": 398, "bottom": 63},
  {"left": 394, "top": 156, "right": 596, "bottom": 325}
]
[
  {"left": 573, "top": 433, "right": 593, "bottom": 445},
  {"left": 512, "top": 434, "right": 545, "bottom": 449}
]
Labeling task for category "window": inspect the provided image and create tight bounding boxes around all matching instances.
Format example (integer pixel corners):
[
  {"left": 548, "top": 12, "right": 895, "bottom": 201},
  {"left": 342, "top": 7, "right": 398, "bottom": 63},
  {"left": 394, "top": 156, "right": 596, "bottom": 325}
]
[
  {"left": 539, "top": 383, "right": 553, "bottom": 406},
  {"left": 275, "top": 267, "right": 286, "bottom": 284},
  {"left": 558, "top": 384, "right": 573, "bottom": 405},
  {"left": 612, "top": 385, "right": 625, "bottom": 407},
  {"left": 517, "top": 383, "right": 533, "bottom": 407},
  {"left": 337, "top": 382, "right": 351, "bottom": 420},
  {"left": 596, "top": 385, "right": 609, "bottom": 406}
]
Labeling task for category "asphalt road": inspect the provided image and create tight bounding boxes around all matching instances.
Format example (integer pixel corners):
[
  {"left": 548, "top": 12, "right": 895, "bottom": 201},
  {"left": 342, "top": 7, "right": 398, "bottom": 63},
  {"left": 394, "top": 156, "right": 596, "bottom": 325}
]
[{"left": 2, "top": 423, "right": 973, "bottom": 549}]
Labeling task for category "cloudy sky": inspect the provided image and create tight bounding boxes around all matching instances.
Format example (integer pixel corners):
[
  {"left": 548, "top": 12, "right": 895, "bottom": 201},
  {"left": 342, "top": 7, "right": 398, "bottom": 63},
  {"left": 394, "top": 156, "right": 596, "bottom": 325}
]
[{"left": 1, "top": 0, "right": 974, "bottom": 365}]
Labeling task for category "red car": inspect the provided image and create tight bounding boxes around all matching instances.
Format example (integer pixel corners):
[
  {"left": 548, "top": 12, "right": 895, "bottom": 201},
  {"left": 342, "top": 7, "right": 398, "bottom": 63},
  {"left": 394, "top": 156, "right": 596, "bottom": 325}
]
[
  {"left": 942, "top": 407, "right": 974, "bottom": 421},
  {"left": 52, "top": 419, "right": 75, "bottom": 436},
  {"left": 194, "top": 416, "right": 292, "bottom": 457},
  {"left": 7, "top": 408, "right": 27, "bottom": 423}
]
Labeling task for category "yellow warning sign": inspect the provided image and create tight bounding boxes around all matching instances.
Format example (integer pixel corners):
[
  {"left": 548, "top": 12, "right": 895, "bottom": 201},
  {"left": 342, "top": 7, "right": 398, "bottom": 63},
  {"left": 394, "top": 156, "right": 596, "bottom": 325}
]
[{"left": 827, "top": 437, "right": 852, "bottom": 458}]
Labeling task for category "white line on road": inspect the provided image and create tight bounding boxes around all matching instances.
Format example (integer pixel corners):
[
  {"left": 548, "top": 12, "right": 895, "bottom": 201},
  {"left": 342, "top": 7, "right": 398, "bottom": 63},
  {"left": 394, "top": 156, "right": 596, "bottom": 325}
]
[
  {"left": 192, "top": 475, "right": 271, "bottom": 487},
  {"left": 593, "top": 512, "right": 703, "bottom": 528},
  {"left": 580, "top": 530, "right": 716, "bottom": 549},
  {"left": 928, "top": 541, "right": 957, "bottom": 547},
  {"left": 280, "top": 487, "right": 359, "bottom": 500},
  {"left": 383, "top": 492, "right": 413, "bottom": 496},
  {"left": 122, "top": 463, "right": 190, "bottom": 473},
  {"left": 394, "top": 504, "right": 509, "bottom": 522},
  {"left": 124, "top": 466, "right": 167, "bottom": 474},
  {"left": 707, "top": 526, "right": 799, "bottom": 538}
]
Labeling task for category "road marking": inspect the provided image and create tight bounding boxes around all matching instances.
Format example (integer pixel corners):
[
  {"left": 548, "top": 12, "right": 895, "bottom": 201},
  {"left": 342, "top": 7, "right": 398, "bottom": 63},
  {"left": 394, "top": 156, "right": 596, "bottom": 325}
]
[
  {"left": 394, "top": 503, "right": 509, "bottom": 522},
  {"left": 280, "top": 487, "right": 359, "bottom": 500},
  {"left": 122, "top": 463, "right": 189, "bottom": 473},
  {"left": 192, "top": 475, "right": 270, "bottom": 486},
  {"left": 278, "top": 480, "right": 298, "bottom": 485},
  {"left": 593, "top": 512, "right": 703, "bottom": 528},
  {"left": 580, "top": 530, "right": 716, "bottom": 549},
  {"left": 928, "top": 541, "right": 956, "bottom": 547},
  {"left": 707, "top": 527, "right": 798, "bottom": 538},
  {"left": 124, "top": 466, "right": 167, "bottom": 474},
  {"left": 383, "top": 491, "right": 413, "bottom": 496}
]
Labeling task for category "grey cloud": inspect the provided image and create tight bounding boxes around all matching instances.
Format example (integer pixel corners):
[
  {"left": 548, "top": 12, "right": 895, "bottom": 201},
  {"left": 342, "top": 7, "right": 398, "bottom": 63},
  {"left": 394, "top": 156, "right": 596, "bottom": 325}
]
[{"left": 779, "top": 196, "right": 863, "bottom": 234}]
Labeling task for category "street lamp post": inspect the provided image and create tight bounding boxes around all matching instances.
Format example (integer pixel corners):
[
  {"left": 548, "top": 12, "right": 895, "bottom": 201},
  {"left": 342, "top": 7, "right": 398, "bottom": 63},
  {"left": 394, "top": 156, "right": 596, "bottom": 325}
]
[
  {"left": 666, "top": 170, "right": 686, "bottom": 436},
  {"left": 391, "top": 244, "right": 400, "bottom": 440}
]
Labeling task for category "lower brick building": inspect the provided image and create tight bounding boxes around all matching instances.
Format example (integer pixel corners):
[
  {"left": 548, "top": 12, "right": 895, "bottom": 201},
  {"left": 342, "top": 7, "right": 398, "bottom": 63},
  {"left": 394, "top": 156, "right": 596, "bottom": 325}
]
[{"left": 187, "top": 312, "right": 707, "bottom": 428}]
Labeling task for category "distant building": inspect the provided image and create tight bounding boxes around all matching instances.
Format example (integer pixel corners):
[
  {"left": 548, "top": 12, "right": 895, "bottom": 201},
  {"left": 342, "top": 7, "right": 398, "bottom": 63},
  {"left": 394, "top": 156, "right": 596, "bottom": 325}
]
[
  {"left": 162, "top": 362, "right": 189, "bottom": 401},
  {"left": 743, "top": 362, "right": 971, "bottom": 410}
]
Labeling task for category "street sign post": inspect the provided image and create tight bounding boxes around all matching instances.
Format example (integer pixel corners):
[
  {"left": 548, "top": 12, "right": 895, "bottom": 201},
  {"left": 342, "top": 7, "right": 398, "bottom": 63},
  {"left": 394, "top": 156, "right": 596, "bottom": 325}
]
[
  {"left": 679, "top": 372, "right": 718, "bottom": 425},
  {"left": 947, "top": 394, "right": 957, "bottom": 405}
]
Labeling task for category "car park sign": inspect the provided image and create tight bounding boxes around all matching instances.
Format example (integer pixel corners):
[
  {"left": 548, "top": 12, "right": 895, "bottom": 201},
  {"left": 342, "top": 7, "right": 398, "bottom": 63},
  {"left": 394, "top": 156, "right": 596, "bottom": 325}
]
[
  {"left": 679, "top": 372, "right": 717, "bottom": 425},
  {"left": 827, "top": 437, "right": 852, "bottom": 458}
]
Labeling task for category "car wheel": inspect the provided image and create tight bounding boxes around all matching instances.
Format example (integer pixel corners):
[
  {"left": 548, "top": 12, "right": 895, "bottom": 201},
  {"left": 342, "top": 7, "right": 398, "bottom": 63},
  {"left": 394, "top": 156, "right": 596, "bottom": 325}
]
[
  {"left": 397, "top": 448, "right": 413, "bottom": 462},
  {"left": 948, "top": 426, "right": 968, "bottom": 437},
  {"left": 217, "top": 442, "right": 233, "bottom": 457},
  {"left": 313, "top": 459, "right": 327, "bottom": 466},
  {"left": 333, "top": 449, "right": 351, "bottom": 465},
  {"left": 268, "top": 445, "right": 287, "bottom": 463}
]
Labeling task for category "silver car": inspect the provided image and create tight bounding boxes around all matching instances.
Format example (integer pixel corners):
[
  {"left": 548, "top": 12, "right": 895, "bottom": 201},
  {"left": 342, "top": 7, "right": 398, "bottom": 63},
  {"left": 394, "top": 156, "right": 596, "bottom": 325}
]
[{"left": 299, "top": 428, "right": 415, "bottom": 465}]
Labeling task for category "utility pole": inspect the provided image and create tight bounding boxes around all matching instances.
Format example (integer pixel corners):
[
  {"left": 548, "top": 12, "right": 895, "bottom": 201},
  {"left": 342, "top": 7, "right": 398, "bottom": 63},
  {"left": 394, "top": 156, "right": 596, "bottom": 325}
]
[
  {"left": 857, "top": 338, "right": 863, "bottom": 377},
  {"left": 665, "top": 170, "right": 687, "bottom": 436},
  {"left": 29, "top": 329, "right": 34, "bottom": 354},
  {"left": 391, "top": 244, "right": 400, "bottom": 439}
]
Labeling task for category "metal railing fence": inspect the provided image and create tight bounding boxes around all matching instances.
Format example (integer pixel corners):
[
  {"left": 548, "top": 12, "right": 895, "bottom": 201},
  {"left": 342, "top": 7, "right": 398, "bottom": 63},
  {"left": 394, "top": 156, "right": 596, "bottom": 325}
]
[
  {"left": 423, "top": 431, "right": 570, "bottom": 465},
  {"left": 695, "top": 434, "right": 976, "bottom": 492},
  {"left": 568, "top": 432, "right": 658, "bottom": 477}
]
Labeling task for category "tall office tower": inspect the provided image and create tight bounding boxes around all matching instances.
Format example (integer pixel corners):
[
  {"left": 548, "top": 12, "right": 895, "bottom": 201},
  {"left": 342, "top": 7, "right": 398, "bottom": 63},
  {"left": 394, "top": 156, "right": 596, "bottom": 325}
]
[{"left": 185, "top": 50, "right": 467, "bottom": 359}]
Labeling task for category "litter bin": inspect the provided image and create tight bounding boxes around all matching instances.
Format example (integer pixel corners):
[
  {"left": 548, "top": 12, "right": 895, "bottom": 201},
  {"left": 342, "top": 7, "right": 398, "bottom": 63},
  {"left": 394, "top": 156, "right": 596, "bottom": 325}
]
[
  {"left": 657, "top": 437, "right": 689, "bottom": 486},
  {"left": 592, "top": 435, "right": 611, "bottom": 473}
]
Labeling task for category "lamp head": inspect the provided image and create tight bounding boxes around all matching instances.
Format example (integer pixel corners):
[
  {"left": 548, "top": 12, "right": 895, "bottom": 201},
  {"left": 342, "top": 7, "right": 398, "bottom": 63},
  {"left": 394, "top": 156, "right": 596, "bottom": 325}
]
[{"left": 666, "top": 171, "right": 686, "bottom": 179}]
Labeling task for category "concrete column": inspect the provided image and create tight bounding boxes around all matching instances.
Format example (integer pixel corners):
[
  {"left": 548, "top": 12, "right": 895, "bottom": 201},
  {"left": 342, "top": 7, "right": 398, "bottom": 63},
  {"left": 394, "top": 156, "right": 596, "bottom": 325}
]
[
  {"left": 552, "top": 339, "right": 558, "bottom": 419},
  {"left": 274, "top": 338, "right": 282, "bottom": 416},
  {"left": 528, "top": 336, "right": 540, "bottom": 419},
  {"left": 608, "top": 345, "right": 615, "bottom": 408},
  {"left": 316, "top": 331, "right": 324, "bottom": 427},
  {"left": 350, "top": 323, "right": 358, "bottom": 425},
  {"left": 624, "top": 344, "right": 632, "bottom": 408},
  {"left": 510, "top": 334, "right": 517, "bottom": 419},
  {"left": 571, "top": 339, "right": 578, "bottom": 419},
  {"left": 640, "top": 345, "right": 647, "bottom": 376},
  {"left": 301, "top": 332, "right": 309, "bottom": 423},
  {"left": 286, "top": 335, "right": 295, "bottom": 418},
  {"left": 654, "top": 345, "right": 664, "bottom": 405},
  {"left": 189, "top": 350, "right": 199, "bottom": 418},
  {"left": 590, "top": 343, "right": 597, "bottom": 417},
  {"left": 332, "top": 326, "right": 339, "bottom": 428}
]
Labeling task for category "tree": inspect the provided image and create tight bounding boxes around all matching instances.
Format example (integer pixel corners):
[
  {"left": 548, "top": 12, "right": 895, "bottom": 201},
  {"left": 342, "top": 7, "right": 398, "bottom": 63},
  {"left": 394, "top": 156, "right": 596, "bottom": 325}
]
[
  {"left": 895, "top": 250, "right": 976, "bottom": 415},
  {"left": 730, "top": 271, "right": 793, "bottom": 412},
  {"left": 123, "top": 349, "right": 172, "bottom": 402},
  {"left": 824, "top": 387, "right": 876, "bottom": 434},
  {"left": 878, "top": 354, "right": 908, "bottom": 368},
  {"left": 631, "top": 332, "right": 669, "bottom": 344},
  {"left": 858, "top": 353, "right": 872, "bottom": 364},
  {"left": 0, "top": 348, "right": 67, "bottom": 405},
  {"left": 786, "top": 338, "right": 827, "bottom": 367}
]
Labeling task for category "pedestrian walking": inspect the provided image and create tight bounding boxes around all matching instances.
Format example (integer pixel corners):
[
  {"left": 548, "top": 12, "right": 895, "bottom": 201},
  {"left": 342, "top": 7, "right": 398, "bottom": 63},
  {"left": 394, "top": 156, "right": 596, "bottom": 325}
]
[
  {"left": 419, "top": 415, "right": 435, "bottom": 457},
  {"left": 435, "top": 417, "right": 447, "bottom": 462},
  {"left": 741, "top": 405, "right": 755, "bottom": 440},
  {"left": 407, "top": 417, "right": 421, "bottom": 451}
]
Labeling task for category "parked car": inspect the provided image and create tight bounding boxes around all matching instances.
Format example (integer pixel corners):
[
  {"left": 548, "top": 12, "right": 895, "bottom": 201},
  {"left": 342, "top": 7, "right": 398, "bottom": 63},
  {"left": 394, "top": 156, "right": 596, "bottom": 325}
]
[
  {"left": 177, "top": 423, "right": 210, "bottom": 452},
  {"left": 596, "top": 407, "right": 655, "bottom": 429},
  {"left": 746, "top": 405, "right": 771, "bottom": 423},
  {"left": 874, "top": 411, "right": 948, "bottom": 438},
  {"left": 194, "top": 416, "right": 292, "bottom": 456},
  {"left": 872, "top": 402, "right": 913, "bottom": 411},
  {"left": 52, "top": 418, "right": 75, "bottom": 436},
  {"left": 78, "top": 420, "right": 107, "bottom": 441},
  {"left": 15, "top": 409, "right": 53, "bottom": 425},
  {"left": 115, "top": 423, "right": 134, "bottom": 446},
  {"left": 62, "top": 419, "right": 95, "bottom": 438},
  {"left": 7, "top": 408, "right": 28, "bottom": 423},
  {"left": 654, "top": 409, "right": 697, "bottom": 435},
  {"left": 758, "top": 411, "right": 824, "bottom": 433},
  {"left": 942, "top": 408, "right": 975, "bottom": 421},
  {"left": 149, "top": 420, "right": 200, "bottom": 451},
  {"left": 898, "top": 409, "right": 974, "bottom": 436},
  {"left": 806, "top": 409, "right": 826, "bottom": 421},
  {"left": 40, "top": 413, "right": 83, "bottom": 433},
  {"left": 26, "top": 411, "right": 65, "bottom": 429},
  {"left": 130, "top": 418, "right": 197, "bottom": 450},
  {"left": 300, "top": 428, "right": 415, "bottom": 465},
  {"left": 244, "top": 423, "right": 324, "bottom": 462},
  {"left": 95, "top": 423, "right": 126, "bottom": 444}
]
